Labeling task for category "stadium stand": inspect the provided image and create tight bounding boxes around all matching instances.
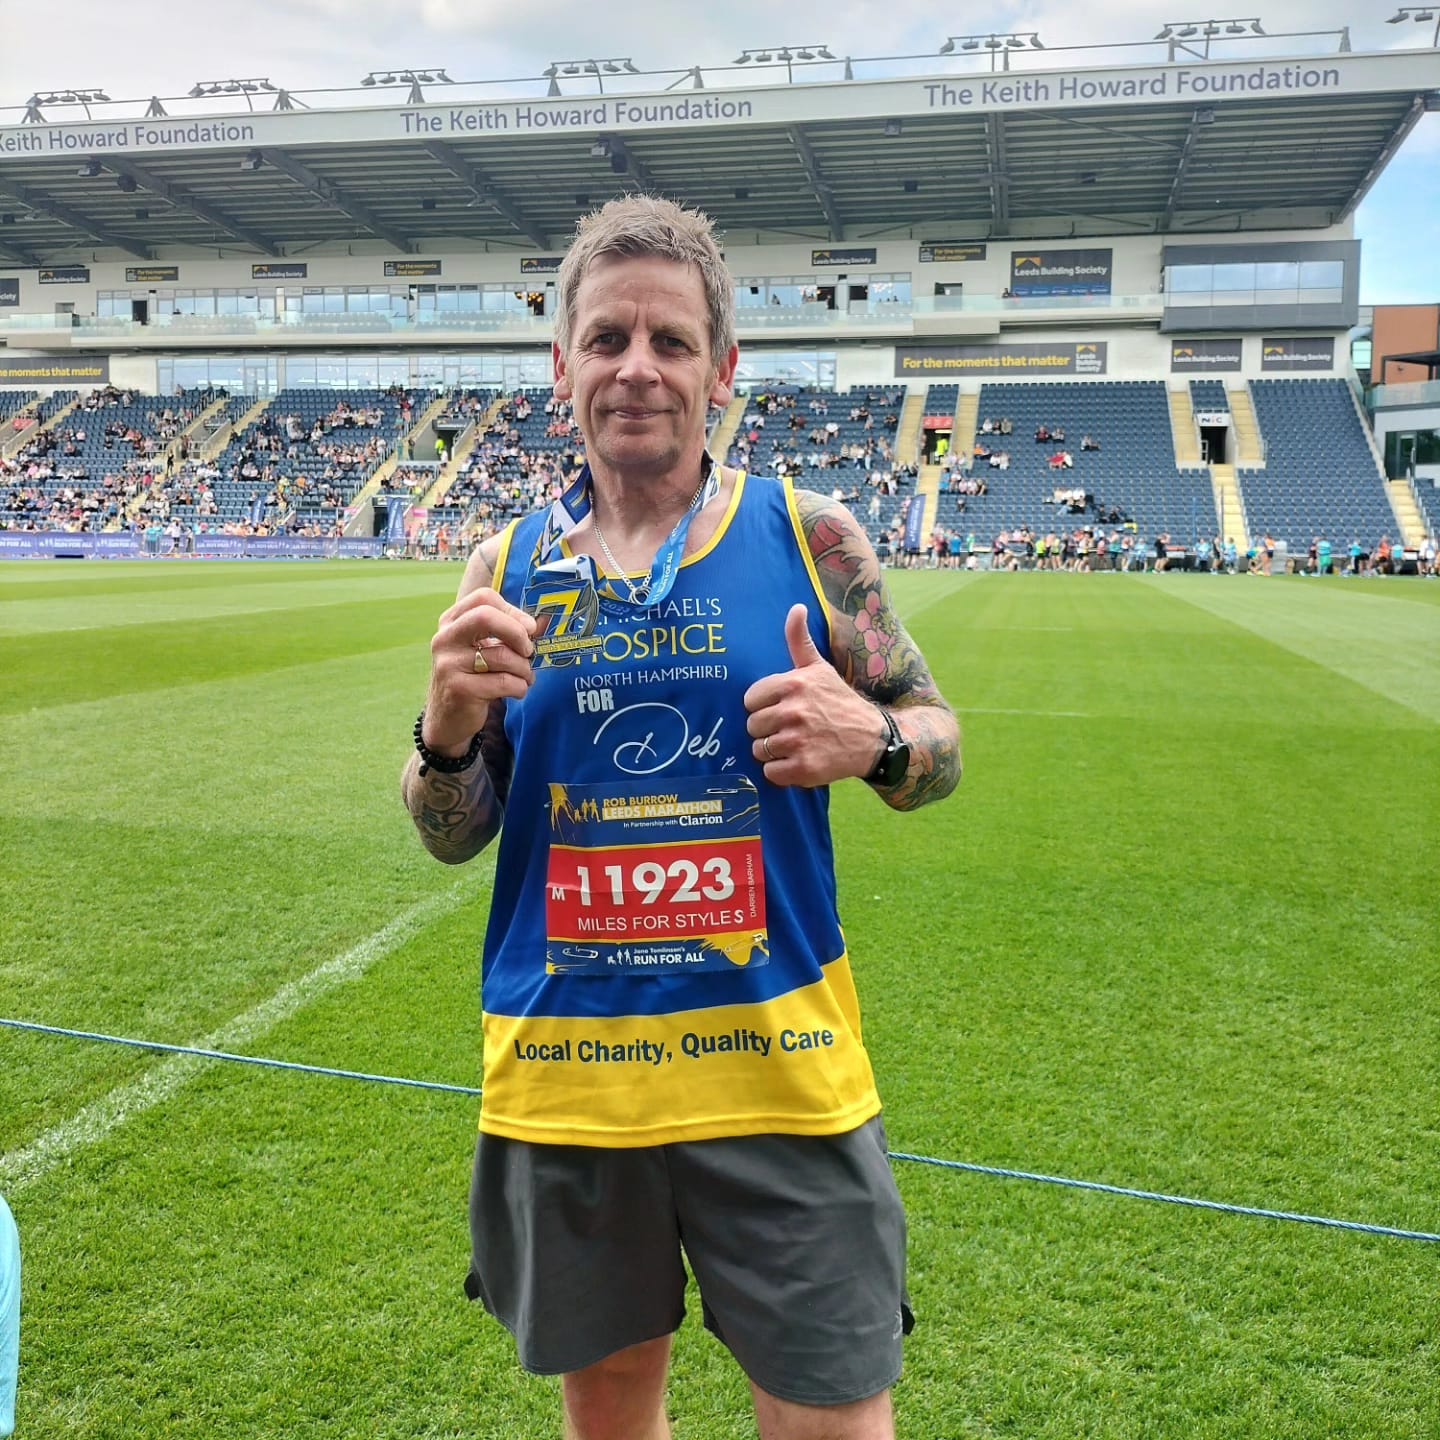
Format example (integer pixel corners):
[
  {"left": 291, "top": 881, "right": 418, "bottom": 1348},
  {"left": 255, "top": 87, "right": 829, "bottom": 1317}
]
[
  {"left": 2, "top": 387, "right": 218, "bottom": 533},
  {"left": 1188, "top": 380, "right": 1230, "bottom": 415},
  {"left": 936, "top": 381, "right": 1217, "bottom": 545},
  {"left": 0, "top": 391, "right": 37, "bottom": 427},
  {"left": 174, "top": 385, "right": 426, "bottom": 533},
  {"left": 925, "top": 385, "right": 960, "bottom": 418},
  {"left": 1414, "top": 479, "right": 1440, "bottom": 538},
  {"left": 1238, "top": 380, "right": 1396, "bottom": 553}
]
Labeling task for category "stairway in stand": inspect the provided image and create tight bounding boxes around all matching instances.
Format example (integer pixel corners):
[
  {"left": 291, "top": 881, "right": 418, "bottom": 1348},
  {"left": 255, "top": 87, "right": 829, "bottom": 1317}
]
[
  {"left": 1384, "top": 478, "right": 1426, "bottom": 549},
  {"left": 1168, "top": 388, "right": 1201, "bottom": 466},
  {"left": 918, "top": 465, "right": 943, "bottom": 536},
  {"left": 894, "top": 392, "right": 926, "bottom": 470},
  {"left": 952, "top": 391, "right": 980, "bottom": 462},
  {"left": 1227, "top": 387, "right": 1265, "bottom": 466},
  {"left": 707, "top": 395, "right": 746, "bottom": 465},
  {"left": 1209, "top": 464, "right": 1249, "bottom": 552}
]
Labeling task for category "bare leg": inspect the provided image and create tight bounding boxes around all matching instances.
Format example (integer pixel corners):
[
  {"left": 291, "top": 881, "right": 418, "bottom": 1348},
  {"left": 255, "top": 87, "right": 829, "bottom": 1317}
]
[
  {"left": 751, "top": 1382, "right": 894, "bottom": 1440},
  {"left": 562, "top": 1335, "right": 672, "bottom": 1440}
]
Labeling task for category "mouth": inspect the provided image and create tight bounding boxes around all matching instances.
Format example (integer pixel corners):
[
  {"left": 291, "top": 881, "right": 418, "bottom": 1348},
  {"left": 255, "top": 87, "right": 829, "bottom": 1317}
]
[{"left": 610, "top": 407, "right": 665, "bottom": 421}]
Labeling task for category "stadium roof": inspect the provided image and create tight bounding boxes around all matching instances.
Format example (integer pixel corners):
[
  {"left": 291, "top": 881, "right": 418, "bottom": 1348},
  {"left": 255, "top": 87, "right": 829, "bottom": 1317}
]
[{"left": 0, "top": 44, "right": 1436, "bottom": 265}]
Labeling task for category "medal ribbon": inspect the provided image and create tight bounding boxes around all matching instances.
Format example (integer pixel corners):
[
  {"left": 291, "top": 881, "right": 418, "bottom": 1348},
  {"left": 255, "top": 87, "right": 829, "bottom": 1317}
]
[{"left": 528, "top": 454, "right": 720, "bottom": 612}]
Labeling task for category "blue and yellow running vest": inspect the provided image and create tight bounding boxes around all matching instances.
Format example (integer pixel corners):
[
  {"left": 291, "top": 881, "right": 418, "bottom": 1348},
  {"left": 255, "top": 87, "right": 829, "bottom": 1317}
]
[{"left": 481, "top": 472, "right": 881, "bottom": 1146}]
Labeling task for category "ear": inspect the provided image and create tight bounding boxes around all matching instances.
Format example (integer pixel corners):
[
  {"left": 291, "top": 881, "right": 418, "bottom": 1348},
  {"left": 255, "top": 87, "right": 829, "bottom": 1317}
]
[
  {"left": 708, "top": 343, "right": 739, "bottom": 410},
  {"left": 553, "top": 341, "right": 572, "bottom": 401}
]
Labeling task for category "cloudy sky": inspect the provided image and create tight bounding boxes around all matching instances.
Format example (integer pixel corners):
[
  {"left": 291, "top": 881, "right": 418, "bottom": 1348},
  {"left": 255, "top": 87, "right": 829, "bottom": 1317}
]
[{"left": 3, "top": 0, "right": 1436, "bottom": 301}]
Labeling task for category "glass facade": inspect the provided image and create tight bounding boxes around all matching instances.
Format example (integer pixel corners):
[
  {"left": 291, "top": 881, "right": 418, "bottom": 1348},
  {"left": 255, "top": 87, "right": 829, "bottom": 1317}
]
[
  {"left": 155, "top": 351, "right": 554, "bottom": 393},
  {"left": 734, "top": 351, "right": 837, "bottom": 388},
  {"left": 157, "top": 355, "right": 281, "bottom": 395},
  {"left": 1164, "top": 260, "right": 1345, "bottom": 307},
  {"left": 736, "top": 275, "right": 910, "bottom": 312},
  {"left": 1383, "top": 427, "right": 1440, "bottom": 477}
]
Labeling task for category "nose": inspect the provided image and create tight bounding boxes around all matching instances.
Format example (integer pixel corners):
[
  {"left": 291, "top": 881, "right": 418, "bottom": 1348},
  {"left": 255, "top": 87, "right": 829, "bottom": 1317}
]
[{"left": 614, "top": 336, "right": 662, "bottom": 387}]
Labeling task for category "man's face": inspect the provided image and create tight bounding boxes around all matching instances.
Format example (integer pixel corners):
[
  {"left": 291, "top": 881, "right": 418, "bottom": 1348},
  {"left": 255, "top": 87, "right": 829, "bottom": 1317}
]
[{"left": 554, "top": 254, "right": 738, "bottom": 482}]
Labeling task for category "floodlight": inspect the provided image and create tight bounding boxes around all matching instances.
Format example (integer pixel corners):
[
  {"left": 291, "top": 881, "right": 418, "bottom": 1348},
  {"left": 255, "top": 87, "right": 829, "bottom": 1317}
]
[{"left": 939, "top": 38, "right": 956, "bottom": 53}]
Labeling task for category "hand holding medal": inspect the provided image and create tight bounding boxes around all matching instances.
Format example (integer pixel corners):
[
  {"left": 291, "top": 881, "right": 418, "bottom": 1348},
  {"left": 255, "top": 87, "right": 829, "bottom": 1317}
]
[{"left": 421, "top": 585, "right": 538, "bottom": 757}]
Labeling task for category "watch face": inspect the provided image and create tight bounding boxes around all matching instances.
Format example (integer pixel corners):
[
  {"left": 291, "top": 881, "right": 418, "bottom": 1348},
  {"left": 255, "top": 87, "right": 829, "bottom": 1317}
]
[{"left": 874, "top": 741, "right": 910, "bottom": 787}]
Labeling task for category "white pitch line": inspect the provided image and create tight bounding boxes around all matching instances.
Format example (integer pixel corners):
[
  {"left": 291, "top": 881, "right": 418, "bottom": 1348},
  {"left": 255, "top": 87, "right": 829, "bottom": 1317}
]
[{"left": 0, "top": 881, "right": 471, "bottom": 1193}]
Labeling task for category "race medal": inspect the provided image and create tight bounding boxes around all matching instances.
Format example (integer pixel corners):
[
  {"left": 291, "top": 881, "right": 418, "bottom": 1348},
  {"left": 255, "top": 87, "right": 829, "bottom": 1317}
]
[
  {"left": 523, "top": 554, "right": 602, "bottom": 667},
  {"left": 544, "top": 775, "right": 769, "bottom": 975}
]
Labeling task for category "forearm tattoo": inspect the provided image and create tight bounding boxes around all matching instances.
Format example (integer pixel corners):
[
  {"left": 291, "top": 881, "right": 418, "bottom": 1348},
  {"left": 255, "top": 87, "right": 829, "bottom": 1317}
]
[
  {"left": 795, "top": 488, "right": 962, "bottom": 810},
  {"left": 401, "top": 702, "right": 513, "bottom": 863}
]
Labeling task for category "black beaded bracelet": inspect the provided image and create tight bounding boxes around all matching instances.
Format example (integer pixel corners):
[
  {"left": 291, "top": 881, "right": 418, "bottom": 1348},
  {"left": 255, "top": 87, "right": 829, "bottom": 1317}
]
[{"left": 413, "top": 710, "right": 483, "bottom": 776}]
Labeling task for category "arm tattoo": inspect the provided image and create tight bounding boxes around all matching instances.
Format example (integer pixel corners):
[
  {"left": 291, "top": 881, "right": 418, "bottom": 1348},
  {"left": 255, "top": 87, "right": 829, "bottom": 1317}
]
[
  {"left": 794, "top": 487, "right": 962, "bottom": 811},
  {"left": 401, "top": 700, "right": 514, "bottom": 865}
]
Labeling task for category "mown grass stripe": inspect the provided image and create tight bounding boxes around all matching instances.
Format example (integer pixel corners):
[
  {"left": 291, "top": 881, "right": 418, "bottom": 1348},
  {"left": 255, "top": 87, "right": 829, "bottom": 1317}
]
[{"left": 0, "top": 882, "right": 466, "bottom": 1192}]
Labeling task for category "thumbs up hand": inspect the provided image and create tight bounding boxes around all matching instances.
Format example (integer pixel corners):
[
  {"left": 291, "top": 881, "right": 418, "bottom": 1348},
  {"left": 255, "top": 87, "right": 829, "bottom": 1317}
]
[{"left": 743, "top": 603, "right": 887, "bottom": 787}]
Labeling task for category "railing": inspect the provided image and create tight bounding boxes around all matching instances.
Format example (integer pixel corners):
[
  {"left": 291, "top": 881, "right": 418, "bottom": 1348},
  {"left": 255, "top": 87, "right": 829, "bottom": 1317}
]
[
  {"left": 912, "top": 292, "right": 1164, "bottom": 314},
  {"left": 2, "top": 290, "right": 1174, "bottom": 346},
  {"left": 1369, "top": 380, "right": 1440, "bottom": 409}
]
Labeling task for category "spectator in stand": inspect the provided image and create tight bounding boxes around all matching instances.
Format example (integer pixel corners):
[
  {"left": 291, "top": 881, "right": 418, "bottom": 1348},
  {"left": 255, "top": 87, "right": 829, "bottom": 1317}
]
[{"left": 1081, "top": 434, "right": 1100, "bottom": 452}]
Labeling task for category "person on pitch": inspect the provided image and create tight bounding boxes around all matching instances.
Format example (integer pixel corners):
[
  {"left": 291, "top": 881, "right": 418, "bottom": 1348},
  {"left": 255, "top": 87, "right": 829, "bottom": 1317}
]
[{"left": 402, "top": 195, "right": 960, "bottom": 1440}]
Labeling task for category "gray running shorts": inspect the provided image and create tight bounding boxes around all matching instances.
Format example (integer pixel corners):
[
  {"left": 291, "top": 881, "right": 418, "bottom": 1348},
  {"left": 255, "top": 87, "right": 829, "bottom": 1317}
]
[{"left": 464, "top": 1115, "right": 913, "bottom": 1407}]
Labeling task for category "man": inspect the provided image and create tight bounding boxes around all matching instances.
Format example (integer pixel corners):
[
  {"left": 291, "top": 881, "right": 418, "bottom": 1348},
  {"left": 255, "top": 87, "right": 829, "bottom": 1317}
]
[{"left": 401, "top": 196, "right": 959, "bottom": 1440}]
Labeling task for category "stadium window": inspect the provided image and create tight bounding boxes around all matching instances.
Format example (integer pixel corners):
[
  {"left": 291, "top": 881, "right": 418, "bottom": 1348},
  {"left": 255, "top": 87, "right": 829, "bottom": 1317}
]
[
  {"left": 1299, "top": 260, "right": 1344, "bottom": 303},
  {"left": 1164, "top": 265, "right": 1211, "bottom": 300},
  {"left": 1254, "top": 262, "right": 1299, "bottom": 296},
  {"left": 519, "top": 352, "right": 551, "bottom": 385},
  {"left": 1210, "top": 263, "right": 1255, "bottom": 304}
]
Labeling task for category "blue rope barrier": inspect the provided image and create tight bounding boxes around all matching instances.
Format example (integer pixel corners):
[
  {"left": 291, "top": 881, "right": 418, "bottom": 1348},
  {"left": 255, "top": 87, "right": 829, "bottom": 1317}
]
[{"left": 5, "top": 1016, "right": 1437, "bottom": 1244}]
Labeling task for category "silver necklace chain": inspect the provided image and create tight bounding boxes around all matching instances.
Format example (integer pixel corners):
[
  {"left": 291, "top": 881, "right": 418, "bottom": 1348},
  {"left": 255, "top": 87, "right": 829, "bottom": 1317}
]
[{"left": 591, "top": 474, "right": 707, "bottom": 604}]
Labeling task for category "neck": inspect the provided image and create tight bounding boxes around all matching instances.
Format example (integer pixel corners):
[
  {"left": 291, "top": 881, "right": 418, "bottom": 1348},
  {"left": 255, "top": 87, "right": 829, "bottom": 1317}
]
[{"left": 588, "top": 453, "right": 710, "bottom": 542}]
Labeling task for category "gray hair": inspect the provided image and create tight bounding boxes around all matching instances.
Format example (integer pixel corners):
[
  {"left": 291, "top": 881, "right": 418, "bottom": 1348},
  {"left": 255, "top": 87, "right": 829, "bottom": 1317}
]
[{"left": 554, "top": 194, "right": 735, "bottom": 369}]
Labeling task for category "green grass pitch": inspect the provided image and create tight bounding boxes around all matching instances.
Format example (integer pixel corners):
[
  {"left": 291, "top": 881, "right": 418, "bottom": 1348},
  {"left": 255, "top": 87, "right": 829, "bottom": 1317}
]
[{"left": 1, "top": 560, "right": 1437, "bottom": 1438}]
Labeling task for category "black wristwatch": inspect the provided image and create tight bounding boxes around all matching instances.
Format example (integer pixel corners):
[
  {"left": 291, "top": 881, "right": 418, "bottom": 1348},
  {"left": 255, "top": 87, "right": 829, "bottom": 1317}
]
[{"left": 865, "top": 707, "right": 910, "bottom": 787}]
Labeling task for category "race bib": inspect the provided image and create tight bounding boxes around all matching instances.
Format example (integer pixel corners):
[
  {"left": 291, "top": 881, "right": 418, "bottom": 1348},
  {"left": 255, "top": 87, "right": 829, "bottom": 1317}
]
[{"left": 544, "top": 775, "right": 768, "bottom": 975}]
